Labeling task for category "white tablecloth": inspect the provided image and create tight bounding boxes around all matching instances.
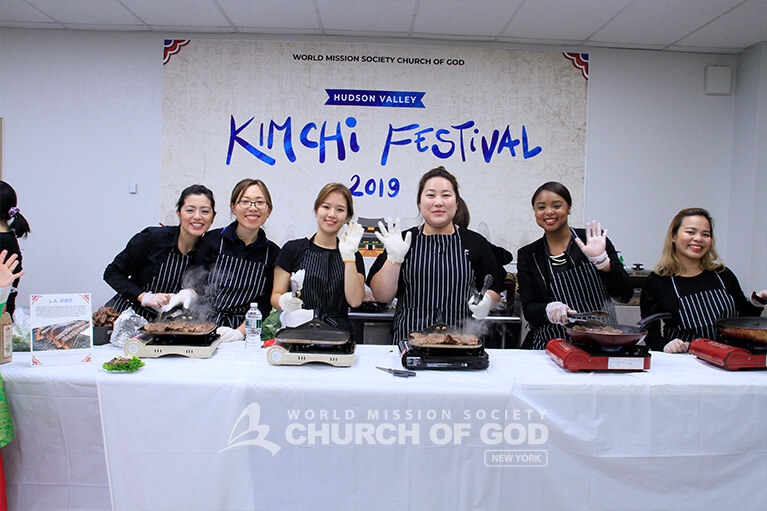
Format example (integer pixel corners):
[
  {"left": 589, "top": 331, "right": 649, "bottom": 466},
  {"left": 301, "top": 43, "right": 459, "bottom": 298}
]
[{"left": 1, "top": 343, "right": 766, "bottom": 511}]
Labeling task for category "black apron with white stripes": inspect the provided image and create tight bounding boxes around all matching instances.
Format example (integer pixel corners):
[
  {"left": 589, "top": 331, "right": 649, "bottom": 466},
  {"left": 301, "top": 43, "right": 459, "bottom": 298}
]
[
  {"left": 392, "top": 228, "right": 474, "bottom": 343},
  {"left": 667, "top": 273, "right": 735, "bottom": 343},
  {"left": 530, "top": 241, "right": 616, "bottom": 350},
  {"left": 106, "top": 251, "right": 189, "bottom": 321},
  {"left": 298, "top": 239, "right": 351, "bottom": 332},
  {"left": 204, "top": 237, "right": 269, "bottom": 328}
]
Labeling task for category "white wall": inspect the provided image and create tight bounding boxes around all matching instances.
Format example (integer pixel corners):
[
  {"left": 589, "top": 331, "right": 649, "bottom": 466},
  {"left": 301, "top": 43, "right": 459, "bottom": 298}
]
[
  {"left": 0, "top": 30, "right": 162, "bottom": 308},
  {"left": 1, "top": 28, "right": 764, "bottom": 308},
  {"left": 727, "top": 42, "right": 767, "bottom": 294},
  {"left": 584, "top": 49, "right": 738, "bottom": 270}
]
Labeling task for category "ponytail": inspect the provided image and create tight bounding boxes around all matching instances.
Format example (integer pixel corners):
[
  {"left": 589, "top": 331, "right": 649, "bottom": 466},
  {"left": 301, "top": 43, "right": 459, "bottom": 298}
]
[
  {"left": 7, "top": 208, "right": 31, "bottom": 238},
  {"left": 0, "top": 181, "right": 31, "bottom": 238}
]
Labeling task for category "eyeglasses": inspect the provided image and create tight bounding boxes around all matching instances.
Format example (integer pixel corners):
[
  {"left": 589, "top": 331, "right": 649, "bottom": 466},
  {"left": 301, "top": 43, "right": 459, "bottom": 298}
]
[{"left": 237, "top": 199, "right": 269, "bottom": 210}]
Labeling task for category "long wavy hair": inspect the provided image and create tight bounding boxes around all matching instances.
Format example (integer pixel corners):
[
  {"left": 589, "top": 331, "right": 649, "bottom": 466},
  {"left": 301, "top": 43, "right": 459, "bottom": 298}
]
[{"left": 654, "top": 207, "right": 724, "bottom": 276}]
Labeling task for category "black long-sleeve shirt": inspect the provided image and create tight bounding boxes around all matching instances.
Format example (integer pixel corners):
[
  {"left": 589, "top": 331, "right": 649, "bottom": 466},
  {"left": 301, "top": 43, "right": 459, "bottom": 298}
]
[
  {"left": 103, "top": 226, "right": 190, "bottom": 309},
  {"left": 0, "top": 232, "right": 22, "bottom": 316},
  {"left": 640, "top": 268, "right": 762, "bottom": 350}
]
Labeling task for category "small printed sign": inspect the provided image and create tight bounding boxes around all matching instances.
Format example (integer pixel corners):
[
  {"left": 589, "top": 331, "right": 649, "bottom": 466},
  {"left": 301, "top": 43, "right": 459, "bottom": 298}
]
[{"left": 29, "top": 293, "right": 93, "bottom": 367}]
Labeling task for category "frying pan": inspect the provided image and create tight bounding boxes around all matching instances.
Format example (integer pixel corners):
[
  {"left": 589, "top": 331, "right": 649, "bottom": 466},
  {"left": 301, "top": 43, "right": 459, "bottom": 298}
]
[
  {"left": 716, "top": 317, "right": 767, "bottom": 344},
  {"left": 565, "top": 312, "right": 670, "bottom": 347}
]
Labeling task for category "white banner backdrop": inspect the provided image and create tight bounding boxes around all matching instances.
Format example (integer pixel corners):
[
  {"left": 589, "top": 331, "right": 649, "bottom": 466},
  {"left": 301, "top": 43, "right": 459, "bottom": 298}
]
[{"left": 162, "top": 40, "right": 587, "bottom": 254}]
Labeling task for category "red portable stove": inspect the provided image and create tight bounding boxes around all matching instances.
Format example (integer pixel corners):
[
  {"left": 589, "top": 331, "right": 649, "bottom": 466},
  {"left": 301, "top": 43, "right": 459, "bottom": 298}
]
[
  {"left": 689, "top": 338, "right": 767, "bottom": 370},
  {"left": 546, "top": 338, "right": 651, "bottom": 372}
]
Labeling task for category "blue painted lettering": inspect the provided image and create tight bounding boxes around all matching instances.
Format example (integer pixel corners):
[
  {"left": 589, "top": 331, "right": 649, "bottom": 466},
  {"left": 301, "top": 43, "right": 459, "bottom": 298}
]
[
  {"left": 226, "top": 115, "right": 360, "bottom": 166},
  {"left": 380, "top": 121, "right": 542, "bottom": 165}
]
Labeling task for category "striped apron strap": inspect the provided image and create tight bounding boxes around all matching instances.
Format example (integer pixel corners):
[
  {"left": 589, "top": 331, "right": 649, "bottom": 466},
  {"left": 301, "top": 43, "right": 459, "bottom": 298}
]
[
  {"left": 393, "top": 228, "right": 474, "bottom": 343},
  {"left": 205, "top": 239, "right": 269, "bottom": 328},
  {"left": 531, "top": 251, "right": 615, "bottom": 350},
  {"left": 670, "top": 273, "right": 736, "bottom": 342}
]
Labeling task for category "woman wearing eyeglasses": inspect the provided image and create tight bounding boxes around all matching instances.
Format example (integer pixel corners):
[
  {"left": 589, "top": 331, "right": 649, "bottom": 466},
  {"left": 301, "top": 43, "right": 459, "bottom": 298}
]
[
  {"left": 194, "top": 178, "right": 280, "bottom": 342},
  {"left": 103, "top": 184, "right": 216, "bottom": 321},
  {"left": 270, "top": 183, "right": 365, "bottom": 333}
]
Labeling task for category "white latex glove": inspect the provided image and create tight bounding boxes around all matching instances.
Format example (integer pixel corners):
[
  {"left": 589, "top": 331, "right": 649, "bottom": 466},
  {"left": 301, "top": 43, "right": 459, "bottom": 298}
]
[
  {"left": 279, "top": 291, "right": 303, "bottom": 313},
  {"left": 468, "top": 294, "right": 492, "bottom": 319},
  {"left": 338, "top": 222, "right": 364, "bottom": 262},
  {"left": 280, "top": 309, "right": 314, "bottom": 329},
  {"left": 291, "top": 269, "right": 305, "bottom": 291},
  {"left": 375, "top": 218, "right": 412, "bottom": 264},
  {"left": 575, "top": 221, "right": 609, "bottom": 270},
  {"left": 140, "top": 292, "right": 168, "bottom": 310},
  {"left": 161, "top": 289, "right": 196, "bottom": 313},
  {"left": 216, "top": 326, "right": 244, "bottom": 343},
  {"left": 663, "top": 338, "right": 690, "bottom": 353},
  {"left": 546, "top": 301, "right": 574, "bottom": 325}
]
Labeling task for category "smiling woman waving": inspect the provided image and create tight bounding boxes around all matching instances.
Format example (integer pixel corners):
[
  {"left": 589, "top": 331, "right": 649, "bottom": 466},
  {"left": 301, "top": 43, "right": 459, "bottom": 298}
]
[
  {"left": 516, "top": 181, "right": 634, "bottom": 349},
  {"left": 270, "top": 183, "right": 365, "bottom": 334},
  {"left": 367, "top": 166, "right": 506, "bottom": 344},
  {"left": 640, "top": 207, "right": 767, "bottom": 352}
]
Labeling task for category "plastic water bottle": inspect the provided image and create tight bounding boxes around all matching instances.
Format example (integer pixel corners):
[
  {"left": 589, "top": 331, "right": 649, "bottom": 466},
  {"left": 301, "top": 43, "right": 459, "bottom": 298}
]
[{"left": 245, "top": 303, "right": 262, "bottom": 348}]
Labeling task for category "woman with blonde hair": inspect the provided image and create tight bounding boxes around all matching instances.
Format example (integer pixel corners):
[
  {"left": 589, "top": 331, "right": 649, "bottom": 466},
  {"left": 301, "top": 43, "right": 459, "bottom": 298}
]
[{"left": 640, "top": 207, "right": 766, "bottom": 352}]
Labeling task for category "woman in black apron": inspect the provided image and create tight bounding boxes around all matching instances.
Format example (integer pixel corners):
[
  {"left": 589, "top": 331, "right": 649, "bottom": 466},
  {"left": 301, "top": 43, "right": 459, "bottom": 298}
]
[
  {"left": 516, "top": 182, "right": 634, "bottom": 349},
  {"left": 367, "top": 166, "right": 507, "bottom": 344},
  {"left": 271, "top": 183, "right": 365, "bottom": 333},
  {"left": 103, "top": 185, "right": 216, "bottom": 321},
  {"left": 193, "top": 179, "right": 280, "bottom": 342},
  {"left": 640, "top": 207, "right": 766, "bottom": 352}
]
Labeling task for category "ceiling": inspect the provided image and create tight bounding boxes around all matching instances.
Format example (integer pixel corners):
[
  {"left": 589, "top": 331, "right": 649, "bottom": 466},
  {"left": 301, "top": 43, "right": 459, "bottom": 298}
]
[{"left": 1, "top": 0, "right": 766, "bottom": 54}]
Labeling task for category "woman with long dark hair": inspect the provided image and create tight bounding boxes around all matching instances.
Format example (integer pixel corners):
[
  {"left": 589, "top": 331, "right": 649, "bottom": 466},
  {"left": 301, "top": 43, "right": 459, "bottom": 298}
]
[
  {"left": 367, "top": 166, "right": 506, "bottom": 344},
  {"left": 0, "top": 181, "right": 31, "bottom": 316},
  {"left": 104, "top": 184, "right": 216, "bottom": 320}
]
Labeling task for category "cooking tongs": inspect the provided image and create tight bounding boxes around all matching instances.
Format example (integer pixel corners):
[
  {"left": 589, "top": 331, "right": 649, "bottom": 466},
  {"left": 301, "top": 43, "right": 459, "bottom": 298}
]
[
  {"left": 469, "top": 274, "right": 493, "bottom": 305},
  {"left": 567, "top": 310, "right": 610, "bottom": 328},
  {"left": 156, "top": 305, "right": 193, "bottom": 322}
]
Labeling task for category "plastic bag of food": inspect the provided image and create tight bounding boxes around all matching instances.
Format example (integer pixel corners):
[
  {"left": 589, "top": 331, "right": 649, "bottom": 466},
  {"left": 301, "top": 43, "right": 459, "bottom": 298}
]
[
  {"left": 12, "top": 307, "right": 31, "bottom": 352},
  {"left": 110, "top": 308, "right": 147, "bottom": 348}
]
